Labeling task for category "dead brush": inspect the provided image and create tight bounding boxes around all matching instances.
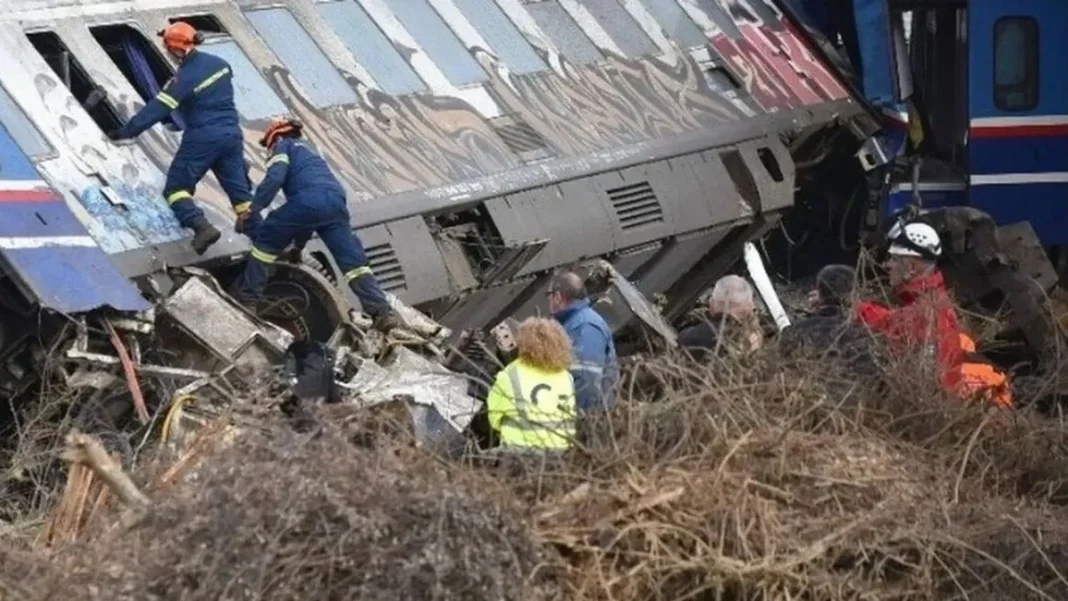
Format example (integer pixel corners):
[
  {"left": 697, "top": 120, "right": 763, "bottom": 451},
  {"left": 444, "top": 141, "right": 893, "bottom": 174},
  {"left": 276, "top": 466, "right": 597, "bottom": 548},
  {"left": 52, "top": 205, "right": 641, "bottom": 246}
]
[
  {"left": 2, "top": 349, "right": 1068, "bottom": 600},
  {"left": 513, "top": 352, "right": 1068, "bottom": 600}
]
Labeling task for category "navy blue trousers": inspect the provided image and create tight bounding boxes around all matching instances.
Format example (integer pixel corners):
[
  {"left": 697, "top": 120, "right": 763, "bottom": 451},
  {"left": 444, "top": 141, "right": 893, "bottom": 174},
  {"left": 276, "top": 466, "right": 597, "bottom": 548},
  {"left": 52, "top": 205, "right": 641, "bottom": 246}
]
[
  {"left": 234, "top": 191, "right": 389, "bottom": 316},
  {"left": 164, "top": 131, "right": 257, "bottom": 231}
]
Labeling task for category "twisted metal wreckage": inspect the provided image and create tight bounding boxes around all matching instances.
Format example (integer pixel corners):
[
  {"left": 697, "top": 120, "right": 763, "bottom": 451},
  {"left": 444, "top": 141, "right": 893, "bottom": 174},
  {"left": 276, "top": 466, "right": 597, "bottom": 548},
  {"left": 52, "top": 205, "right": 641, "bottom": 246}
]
[{"left": 46, "top": 257, "right": 687, "bottom": 452}]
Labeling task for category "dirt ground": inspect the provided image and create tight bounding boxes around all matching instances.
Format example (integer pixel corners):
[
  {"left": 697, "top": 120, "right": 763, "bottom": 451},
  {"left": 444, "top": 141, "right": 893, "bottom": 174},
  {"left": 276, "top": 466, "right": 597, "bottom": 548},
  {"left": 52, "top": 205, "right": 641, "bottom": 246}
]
[{"left": 2, "top": 348, "right": 1068, "bottom": 601}]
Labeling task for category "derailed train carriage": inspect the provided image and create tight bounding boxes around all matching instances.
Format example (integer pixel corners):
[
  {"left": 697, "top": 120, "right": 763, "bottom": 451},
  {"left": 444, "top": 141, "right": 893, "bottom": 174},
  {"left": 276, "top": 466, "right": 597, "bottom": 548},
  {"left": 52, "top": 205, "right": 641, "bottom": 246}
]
[{"left": 0, "top": 0, "right": 878, "bottom": 405}]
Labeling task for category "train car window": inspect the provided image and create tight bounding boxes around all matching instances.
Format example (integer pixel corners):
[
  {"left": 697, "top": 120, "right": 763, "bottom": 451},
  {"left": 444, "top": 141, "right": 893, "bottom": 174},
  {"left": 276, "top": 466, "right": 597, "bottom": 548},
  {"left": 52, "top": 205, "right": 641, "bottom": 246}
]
[
  {"left": 993, "top": 16, "right": 1039, "bottom": 111},
  {"left": 244, "top": 7, "right": 358, "bottom": 108},
  {"left": 583, "top": 0, "right": 659, "bottom": 58},
  {"left": 524, "top": 1, "right": 602, "bottom": 65},
  {"left": 0, "top": 84, "right": 53, "bottom": 158},
  {"left": 382, "top": 0, "right": 488, "bottom": 87},
  {"left": 636, "top": 0, "right": 706, "bottom": 48},
  {"left": 89, "top": 24, "right": 180, "bottom": 129},
  {"left": 199, "top": 39, "right": 289, "bottom": 120},
  {"left": 451, "top": 0, "right": 547, "bottom": 75},
  {"left": 25, "top": 31, "right": 125, "bottom": 137},
  {"left": 168, "top": 14, "right": 228, "bottom": 36},
  {"left": 315, "top": 0, "right": 426, "bottom": 96}
]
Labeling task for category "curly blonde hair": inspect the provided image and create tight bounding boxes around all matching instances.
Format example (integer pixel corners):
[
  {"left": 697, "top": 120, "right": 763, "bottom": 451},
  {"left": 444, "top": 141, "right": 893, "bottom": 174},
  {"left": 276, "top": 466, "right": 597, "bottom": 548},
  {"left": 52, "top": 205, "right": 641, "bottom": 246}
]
[{"left": 516, "top": 317, "right": 573, "bottom": 372}]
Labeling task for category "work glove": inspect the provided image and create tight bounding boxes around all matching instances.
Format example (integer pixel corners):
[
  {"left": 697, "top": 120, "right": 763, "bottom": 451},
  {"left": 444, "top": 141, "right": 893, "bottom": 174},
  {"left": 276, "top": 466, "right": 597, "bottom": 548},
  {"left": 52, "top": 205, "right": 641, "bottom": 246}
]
[{"left": 234, "top": 211, "right": 251, "bottom": 234}]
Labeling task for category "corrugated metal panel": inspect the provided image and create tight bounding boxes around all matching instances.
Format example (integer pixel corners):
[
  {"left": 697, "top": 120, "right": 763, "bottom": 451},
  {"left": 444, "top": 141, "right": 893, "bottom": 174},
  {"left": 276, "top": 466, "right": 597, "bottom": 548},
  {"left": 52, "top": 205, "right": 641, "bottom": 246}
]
[{"left": 0, "top": 120, "right": 148, "bottom": 313}]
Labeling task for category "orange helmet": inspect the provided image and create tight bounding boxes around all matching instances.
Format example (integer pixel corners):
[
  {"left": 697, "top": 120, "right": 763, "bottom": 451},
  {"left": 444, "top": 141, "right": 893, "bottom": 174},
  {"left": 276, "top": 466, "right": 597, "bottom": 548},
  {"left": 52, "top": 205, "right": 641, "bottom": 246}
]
[
  {"left": 259, "top": 117, "right": 303, "bottom": 148},
  {"left": 158, "top": 22, "right": 203, "bottom": 53}
]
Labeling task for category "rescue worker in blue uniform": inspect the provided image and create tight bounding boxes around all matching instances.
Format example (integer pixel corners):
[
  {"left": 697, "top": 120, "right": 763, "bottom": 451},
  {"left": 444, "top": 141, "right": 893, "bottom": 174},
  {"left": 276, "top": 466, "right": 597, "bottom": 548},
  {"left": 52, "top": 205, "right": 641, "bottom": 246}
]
[
  {"left": 546, "top": 271, "right": 619, "bottom": 412},
  {"left": 231, "top": 117, "right": 399, "bottom": 331},
  {"left": 112, "top": 21, "right": 255, "bottom": 255}
]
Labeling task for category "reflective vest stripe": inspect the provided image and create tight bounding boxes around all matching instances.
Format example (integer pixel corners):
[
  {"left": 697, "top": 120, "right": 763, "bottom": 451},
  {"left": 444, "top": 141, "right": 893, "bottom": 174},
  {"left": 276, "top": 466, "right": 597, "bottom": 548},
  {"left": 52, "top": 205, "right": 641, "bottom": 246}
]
[
  {"left": 499, "top": 364, "right": 575, "bottom": 448},
  {"left": 194, "top": 67, "right": 231, "bottom": 94}
]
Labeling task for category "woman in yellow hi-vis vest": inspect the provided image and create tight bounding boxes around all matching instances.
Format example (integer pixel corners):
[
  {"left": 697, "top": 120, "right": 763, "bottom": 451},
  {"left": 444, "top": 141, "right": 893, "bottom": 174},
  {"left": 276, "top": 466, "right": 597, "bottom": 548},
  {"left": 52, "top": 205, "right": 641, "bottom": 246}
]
[{"left": 487, "top": 317, "right": 578, "bottom": 451}]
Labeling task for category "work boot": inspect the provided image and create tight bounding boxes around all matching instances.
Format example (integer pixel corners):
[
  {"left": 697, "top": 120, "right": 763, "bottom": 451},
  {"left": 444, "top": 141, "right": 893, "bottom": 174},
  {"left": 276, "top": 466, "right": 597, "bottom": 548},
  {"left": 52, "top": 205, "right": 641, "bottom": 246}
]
[
  {"left": 371, "top": 308, "right": 402, "bottom": 333},
  {"left": 189, "top": 216, "right": 222, "bottom": 256}
]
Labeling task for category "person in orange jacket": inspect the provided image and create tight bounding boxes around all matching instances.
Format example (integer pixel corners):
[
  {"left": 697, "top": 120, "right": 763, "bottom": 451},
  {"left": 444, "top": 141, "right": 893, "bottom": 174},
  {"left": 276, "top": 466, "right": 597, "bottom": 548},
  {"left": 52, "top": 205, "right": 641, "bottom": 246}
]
[{"left": 854, "top": 220, "right": 966, "bottom": 392}]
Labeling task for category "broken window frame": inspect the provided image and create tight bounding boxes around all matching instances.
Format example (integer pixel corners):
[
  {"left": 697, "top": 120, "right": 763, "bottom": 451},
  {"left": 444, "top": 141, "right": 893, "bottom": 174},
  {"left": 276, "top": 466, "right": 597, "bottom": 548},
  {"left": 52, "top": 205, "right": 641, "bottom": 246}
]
[
  {"left": 167, "top": 14, "right": 229, "bottom": 39},
  {"left": 23, "top": 28, "right": 129, "bottom": 142},
  {"left": 87, "top": 21, "right": 182, "bottom": 130}
]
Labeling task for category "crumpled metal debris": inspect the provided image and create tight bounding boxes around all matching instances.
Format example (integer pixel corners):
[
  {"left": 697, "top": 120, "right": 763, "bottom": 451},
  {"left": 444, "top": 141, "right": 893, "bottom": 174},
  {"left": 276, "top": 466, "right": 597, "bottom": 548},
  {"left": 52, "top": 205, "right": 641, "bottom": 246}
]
[
  {"left": 337, "top": 346, "right": 482, "bottom": 432},
  {"left": 583, "top": 259, "right": 678, "bottom": 346}
]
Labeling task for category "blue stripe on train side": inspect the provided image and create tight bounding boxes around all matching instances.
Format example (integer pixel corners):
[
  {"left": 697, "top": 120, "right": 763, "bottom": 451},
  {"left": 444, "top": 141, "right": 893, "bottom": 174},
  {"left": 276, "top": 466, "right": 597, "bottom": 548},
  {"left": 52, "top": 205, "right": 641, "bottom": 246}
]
[
  {"left": 0, "top": 125, "right": 148, "bottom": 313},
  {"left": 969, "top": 136, "right": 1068, "bottom": 174}
]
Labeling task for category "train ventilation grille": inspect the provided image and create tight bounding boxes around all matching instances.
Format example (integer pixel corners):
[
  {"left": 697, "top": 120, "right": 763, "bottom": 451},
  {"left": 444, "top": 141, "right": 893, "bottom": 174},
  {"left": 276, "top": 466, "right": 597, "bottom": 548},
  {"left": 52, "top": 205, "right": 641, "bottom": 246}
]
[
  {"left": 489, "top": 114, "right": 553, "bottom": 162},
  {"left": 607, "top": 181, "right": 664, "bottom": 230},
  {"left": 365, "top": 243, "right": 407, "bottom": 292}
]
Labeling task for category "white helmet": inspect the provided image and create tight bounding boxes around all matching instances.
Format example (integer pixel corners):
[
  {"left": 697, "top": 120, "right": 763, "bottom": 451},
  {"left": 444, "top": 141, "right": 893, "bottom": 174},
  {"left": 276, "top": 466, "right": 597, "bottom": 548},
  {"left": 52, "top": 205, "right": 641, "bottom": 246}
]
[{"left": 887, "top": 221, "right": 941, "bottom": 259}]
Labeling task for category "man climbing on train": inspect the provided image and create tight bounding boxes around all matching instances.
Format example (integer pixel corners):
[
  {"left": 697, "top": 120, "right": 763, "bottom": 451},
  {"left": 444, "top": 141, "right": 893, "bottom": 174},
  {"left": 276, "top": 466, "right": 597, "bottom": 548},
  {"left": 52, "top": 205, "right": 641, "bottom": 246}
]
[
  {"left": 229, "top": 117, "right": 399, "bottom": 331},
  {"left": 111, "top": 21, "right": 255, "bottom": 256}
]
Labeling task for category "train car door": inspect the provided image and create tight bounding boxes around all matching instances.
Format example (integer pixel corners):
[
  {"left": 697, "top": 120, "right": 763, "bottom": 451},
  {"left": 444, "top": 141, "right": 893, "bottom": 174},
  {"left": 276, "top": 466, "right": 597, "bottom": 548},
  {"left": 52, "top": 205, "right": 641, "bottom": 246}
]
[{"left": 968, "top": 0, "right": 1068, "bottom": 245}]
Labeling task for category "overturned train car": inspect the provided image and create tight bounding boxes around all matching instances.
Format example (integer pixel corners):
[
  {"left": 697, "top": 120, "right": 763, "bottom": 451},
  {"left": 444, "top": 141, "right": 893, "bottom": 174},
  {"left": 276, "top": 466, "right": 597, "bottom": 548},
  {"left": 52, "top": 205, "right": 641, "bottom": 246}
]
[{"left": 0, "top": 0, "right": 876, "bottom": 399}]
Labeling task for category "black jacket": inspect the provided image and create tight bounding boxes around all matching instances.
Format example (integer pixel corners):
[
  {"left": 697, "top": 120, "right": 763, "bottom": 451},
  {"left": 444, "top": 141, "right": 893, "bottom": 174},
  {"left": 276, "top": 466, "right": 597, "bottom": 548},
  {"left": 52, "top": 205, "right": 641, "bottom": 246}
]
[
  {"left": 779, "top": 305, "right": 879, "bottom": 376},
  {"left": 678, "top": 313, "right": 759, "bottom": 362}
]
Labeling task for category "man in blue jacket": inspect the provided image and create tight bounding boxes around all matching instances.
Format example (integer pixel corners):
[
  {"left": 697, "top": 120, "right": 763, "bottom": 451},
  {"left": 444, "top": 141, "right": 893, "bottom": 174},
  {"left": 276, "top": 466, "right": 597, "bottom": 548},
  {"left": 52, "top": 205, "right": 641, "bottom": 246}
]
[
  {"left": 229, "top": 117, "right": 398, "bottom": 332},
  {"left": 112, "top": 21, "right": 255, "bottom": 256},
  {"left": 547, "top": 271, "right": 618, "bottom": 411}
]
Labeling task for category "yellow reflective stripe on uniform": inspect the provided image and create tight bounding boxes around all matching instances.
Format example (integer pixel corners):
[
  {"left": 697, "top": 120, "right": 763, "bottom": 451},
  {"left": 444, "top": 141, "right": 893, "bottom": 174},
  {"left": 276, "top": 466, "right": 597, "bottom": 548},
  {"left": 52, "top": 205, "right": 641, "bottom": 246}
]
[
  {"left": 233, "top": 201, "right": 251, "bottom": 215},
  {"left": 193, "top": 67, "right": 231, "bottom": 94},
  {"left": 157, "top": 92, "right": 179, "bottom": 109},
  {"left": 344, "top": 266, "right": 374, "bottom": 281},
  {"left": 166, "top": 190, "right": 193, "bottom": 204},
  {"left": 266, "top": 154, "right": 289, "bottom": 168},
  {"left": 250, "top": 247, "right": 277, "bottom": 263}
]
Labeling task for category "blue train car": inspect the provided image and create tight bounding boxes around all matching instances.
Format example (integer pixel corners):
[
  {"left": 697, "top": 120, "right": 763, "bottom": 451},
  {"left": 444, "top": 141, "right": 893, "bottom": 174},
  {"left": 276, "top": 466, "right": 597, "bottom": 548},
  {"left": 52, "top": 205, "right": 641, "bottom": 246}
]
[{"left": 785, "top": 0, "right": 1068, "bottom": 266}]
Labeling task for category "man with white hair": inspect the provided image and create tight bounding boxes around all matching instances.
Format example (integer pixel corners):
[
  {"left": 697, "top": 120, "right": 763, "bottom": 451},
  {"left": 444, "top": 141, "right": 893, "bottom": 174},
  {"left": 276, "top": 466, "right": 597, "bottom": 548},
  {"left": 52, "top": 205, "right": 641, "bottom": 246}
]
[{"left": 678, "top": 274, "right": 764, "bottom": 361}]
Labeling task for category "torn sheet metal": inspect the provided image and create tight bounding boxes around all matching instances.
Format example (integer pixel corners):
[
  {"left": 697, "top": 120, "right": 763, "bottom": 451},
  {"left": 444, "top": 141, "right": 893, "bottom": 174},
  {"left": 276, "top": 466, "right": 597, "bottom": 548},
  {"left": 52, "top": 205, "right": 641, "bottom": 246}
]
[
  {"left": 585, "top": 260, "right": 678, "bottom": 346},
  {"left": 339, "top": 346, "right": 482, "bottom": 432},
  {"left": 161, "top": 273, "right": 293, "bottom": 374},
  {"left": 0, "top": 126, "right": 148, "bottom": 313}
]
